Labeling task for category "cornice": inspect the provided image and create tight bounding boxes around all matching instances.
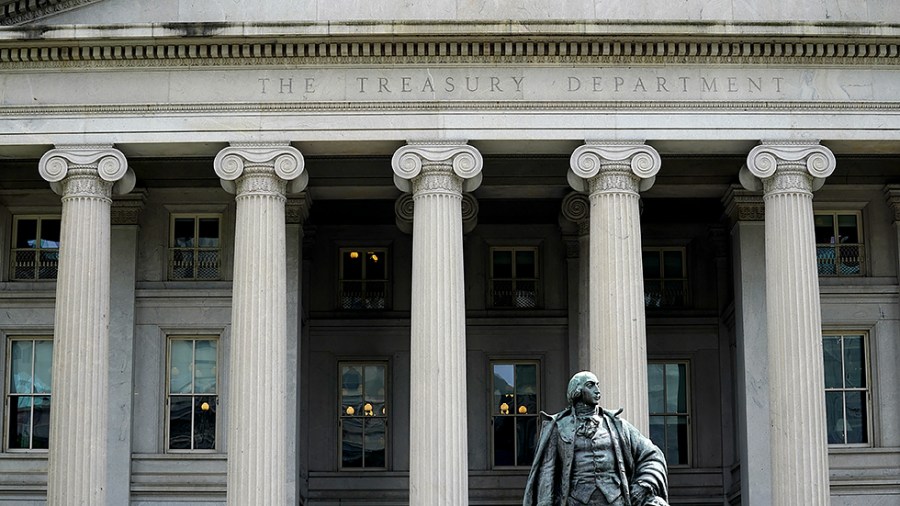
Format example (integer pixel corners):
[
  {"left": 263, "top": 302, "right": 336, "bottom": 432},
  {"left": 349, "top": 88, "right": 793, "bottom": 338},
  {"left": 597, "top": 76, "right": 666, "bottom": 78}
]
[{"left": 0, "top": 35, "right": 898, "bottom": 69}]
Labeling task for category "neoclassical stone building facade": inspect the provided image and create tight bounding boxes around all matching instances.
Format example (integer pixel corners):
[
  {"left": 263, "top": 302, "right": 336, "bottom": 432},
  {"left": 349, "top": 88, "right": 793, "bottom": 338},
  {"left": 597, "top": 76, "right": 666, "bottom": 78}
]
[{"left": 0, "top": 1, "right": 899, "bottom": 505}]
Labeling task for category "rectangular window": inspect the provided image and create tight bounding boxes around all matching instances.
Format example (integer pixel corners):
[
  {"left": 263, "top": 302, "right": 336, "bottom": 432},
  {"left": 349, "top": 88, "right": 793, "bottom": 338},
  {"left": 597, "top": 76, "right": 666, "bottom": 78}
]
[
  {"left": 10, "top": 216, "right": 61, "bottom": 280},
  {"left": 5, "top": 337, "right": 52, "bottom": 451},
  {"left": 642, "top": 248, "right": 688, "bottom": 308},
  {"left": 167, "top": 337, "right": 218, "bottom": 451},
  {"left": 339, "top": 362, "right": 388, "bottom": 469},
  {"left": 168, "top": 215, "right": 221, "bottom": 280},
  {"left": 491, "top": 361, "right": 539, "bottom": 467},
  {"left": 815, "top": 212, "right": 864, "bottom": 276},
  {"left": 648, "top": 362, "right": 689, "bottom": 466},
  {"left": 338, "top": 248, "right": 388, "bottom": 310},
  {"left": 823, "top": 333, "right": 869, "bottom": 445},
  {"left": 490, "top": 247, "right": 539, "bottom": 308}
]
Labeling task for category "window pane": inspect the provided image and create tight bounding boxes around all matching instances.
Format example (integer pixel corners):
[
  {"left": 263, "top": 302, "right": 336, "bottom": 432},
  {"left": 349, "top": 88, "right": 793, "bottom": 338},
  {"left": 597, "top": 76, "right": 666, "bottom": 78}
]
[
  {"left": 33, "top": 340, "right": 53, "bottom": 394},
  {"left": 824, "top": 391, "right": 844, "bottom": 444},
  {"left": 40, "top": 219, "right": 61, "bottom": 246},
  {"left": 515, "top": 364, "right": 537, "bottom": 415},
  {"left": 170, "top": 340, "right": 194, "bottom": 394},
  {"left": 366, "top": 251, "right": 386, "bottom": 280},
  {"left": 663, "top": 280, "right": 685, "bottom": 306},
  {"left": 649, "top": 415, "right": 665, "bottom": 454},
  {"left": 814, "top": 215, "right": 835, "bottom": 243},
  {"left": 642, "top": 251, "right": 661, "bottom": 278},
  {"left": 32, "top": 396, "right": 51, "bottom": 449},
  {"left": 15, "top": 219, "right": 37, "bottom": 248},
  {"left": 492, "top": 250, "right": 513, "bottom": 278},
  {"left": 515, "top": 250, "right": 536, "bottom": 279},
  {"left": 341, "top": 417, "right": 364, "bottom": 468},
  {"left": 843, "top": 336, "right": 865, "bottom": 388},
  {"left": 844, "top": 391, "right": 867, "bottom": 444},
  {"left": 38, "top": 250, "right": 59, "bottom": 280},
  {"left": 666, "top": 364, "right": 687, "bottom": 413},
  {"left": 173, "top": 218, "right": 195, "bottom": 247},
  {"left": 10, "top": 340, "right": 34, "bottom": 393},
  {"left": 197, "top": 218, "right": 219, "bottom": 246},
  {"left": 168, "top": 397, "right": 192, "bottom": 449},
  {"left": 493, "top": 416, "right": 515, "bottom": 466},
  {"left": 194, "top": 340, "right": 217, "bottom": 394},
  {"left": 7, "top": 397, "right": 32, "bottom": 449},
  {"left": 364, "top": 364, "right": 386, "bottom": 410},
  {"left": 514, "top": 280, "right": 537, "bottom": 308},
  {"left": 516, "top": 416, "right": 538, "bottom": 466},
  {"left": 837, "top": 214, "right": 859, "bottom": 243},
  {"left": 13, "top": 250, "right": 36, "bottom": 279},
  {"left": 822, "top": 337, "right": 842, "bottom": 389},
  {"left": 194, "top": 396, "right": 216, "bottom": 450},
  {"left": 648, "top": 364, "right": 664, "bottom": 413},
  {"left": 342, "top": 252, "right": 363, "bottom": 280},
  {"left": 493, "top": 364, "right": 515, "bottom": 415},
  {"left": 341, "top": 366, "right": 363, "bottom": 415},
  {"left": 364, "top": 418, "right": 386, "bottom": 468},
  {"left": 667, "top": 416, "right": 689, "bottom": 465},
  {"left": 663, "top": 250, "right": 684, "bottom": 277}
]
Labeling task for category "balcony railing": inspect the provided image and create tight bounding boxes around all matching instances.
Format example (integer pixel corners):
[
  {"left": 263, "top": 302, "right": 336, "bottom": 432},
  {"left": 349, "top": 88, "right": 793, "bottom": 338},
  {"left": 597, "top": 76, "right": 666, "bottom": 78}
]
[
  {"left": 644, "top": 281, "right": 688, "bottom": 308},
  {"left": 10, "top": 249, "right": 59, "bottom": 280},
  {"left": 817, "top": 243, "right": 865, "bottom": 276},
  {"left": 339, "top": 281, "right": 387, "bottom": 310},
  {"left": 169, "top": 248, "right": 221, "bottom": 280}
]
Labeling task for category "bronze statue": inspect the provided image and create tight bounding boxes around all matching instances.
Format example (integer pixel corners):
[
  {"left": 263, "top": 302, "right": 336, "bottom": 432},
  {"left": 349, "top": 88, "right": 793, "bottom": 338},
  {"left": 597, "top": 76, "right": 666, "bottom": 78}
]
[{"left": 523, "top": 371, "right": 669, "bottom": 506}]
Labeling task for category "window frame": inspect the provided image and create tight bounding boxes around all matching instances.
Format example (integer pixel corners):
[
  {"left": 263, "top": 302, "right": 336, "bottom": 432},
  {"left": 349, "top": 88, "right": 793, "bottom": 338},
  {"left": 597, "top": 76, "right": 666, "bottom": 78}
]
[
  {"left": 642, "top": 246, "right": 689, "bottom": 308},
  {"left": 167, "top": 213, "right": 223, "bottom": 281},
  {"left": 337, "top": 247, "right": 391, "bottom": 310},
  {"left": 822, "top": 331, "right": 872, "bottom": 448},
  {"left": 489, "top": 359, "right": 541, "bottom": 469},
  {"left": 337, "top": 360, "right": 390, "bottom": 471},
  {"left": 4, "top": 336, "right": 53, "bottom": 452},
  {"left": 488, "top": 246, "right": 541, "bottom": 309},
  {"left": 814, "top": 210, "right": 865, "bottom": 277},
  {"left": 9, "top": 215, "right": 61, "bottom": 281},
  {"left": 647, "top": 360, "right": 692, "bottom": 468},
  {"left": 165, "top": 336, "right": 220, "bottom": 453}
]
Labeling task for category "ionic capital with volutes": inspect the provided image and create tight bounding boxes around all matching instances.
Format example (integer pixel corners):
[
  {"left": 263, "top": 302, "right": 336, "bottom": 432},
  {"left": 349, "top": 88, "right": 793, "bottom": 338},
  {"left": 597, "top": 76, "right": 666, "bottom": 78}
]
[
  {"left": 39, "top": 145, "right": 135, "bottom": 199},
  {"left": 394, "top": 192, "right": 479, "bottom": 234},
  {"left": 391, "top": 141, "right": 483, "bottom": 195},
  {"left": 214, "top": 142, "right": 307, "bottom": 198},
  {"left": 568, "top": 141, "right": 661, "bottom": 194},
  {"left": 560, "top": 191, "right": 590, "bottom": 236},
  {"left": 740, "top": 141, "right": 836, "bottom": 195}
]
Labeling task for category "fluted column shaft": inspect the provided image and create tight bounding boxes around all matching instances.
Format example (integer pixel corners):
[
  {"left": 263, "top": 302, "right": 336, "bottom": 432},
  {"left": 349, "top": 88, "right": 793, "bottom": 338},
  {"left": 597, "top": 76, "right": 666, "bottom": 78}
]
[
  {"left": 743, "top": 142, "right": 835, "bottom": 506},
  {"left": 215, "top": 144, "right": 306, "bottom": 506},
  {"left": 38, "top": 146, "right": 133, "bottom": 505},
  {"left": 569, "top": 143, "right": 660, "bottom": 434},
  {"left": 393, "top": 143, "right": 482, "bottom": 506}
]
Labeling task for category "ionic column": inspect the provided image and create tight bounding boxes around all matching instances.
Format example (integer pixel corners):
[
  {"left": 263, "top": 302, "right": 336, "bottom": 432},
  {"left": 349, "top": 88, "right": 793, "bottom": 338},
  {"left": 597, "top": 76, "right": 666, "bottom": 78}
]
[
  {"left": 214, "top": 143, "right": 307, "bottom": 506},
  {"left": 568, "top": 142, "right": 661, "bottom": 433},
  {"left": 38, "top": 145, "right": 135, "bottom": 505},
  {"left": 392, "top": 142, "right": 482, "bottom": 505},
  {"left": 560, "top": 192, "right": 590, "bottom": 372},
  {"left": 741, "top": 141, "right": 836, "bottom": 506}
]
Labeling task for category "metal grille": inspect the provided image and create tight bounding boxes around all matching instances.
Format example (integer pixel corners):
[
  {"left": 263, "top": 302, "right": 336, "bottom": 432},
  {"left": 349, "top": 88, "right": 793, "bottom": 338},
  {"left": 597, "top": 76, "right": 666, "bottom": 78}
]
[
  {"left": 817, "top": 243, "right": 865, "bottom": 276},
  {"left": 168, "top": 248, "right": 220, "bottom": 280}
]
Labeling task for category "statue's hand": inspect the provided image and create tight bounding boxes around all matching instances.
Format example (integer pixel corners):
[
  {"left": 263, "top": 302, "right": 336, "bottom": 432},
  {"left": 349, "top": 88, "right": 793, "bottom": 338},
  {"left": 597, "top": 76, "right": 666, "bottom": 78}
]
[{"left": 630, "top": 482, "right": 653, "bottom": 504}]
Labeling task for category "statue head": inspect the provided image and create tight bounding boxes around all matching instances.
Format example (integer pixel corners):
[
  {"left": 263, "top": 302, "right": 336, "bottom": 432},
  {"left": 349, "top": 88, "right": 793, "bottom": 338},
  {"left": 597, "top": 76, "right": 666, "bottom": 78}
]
[{"left": 567, "top": 371, "right": 601, "bottom": 407}]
